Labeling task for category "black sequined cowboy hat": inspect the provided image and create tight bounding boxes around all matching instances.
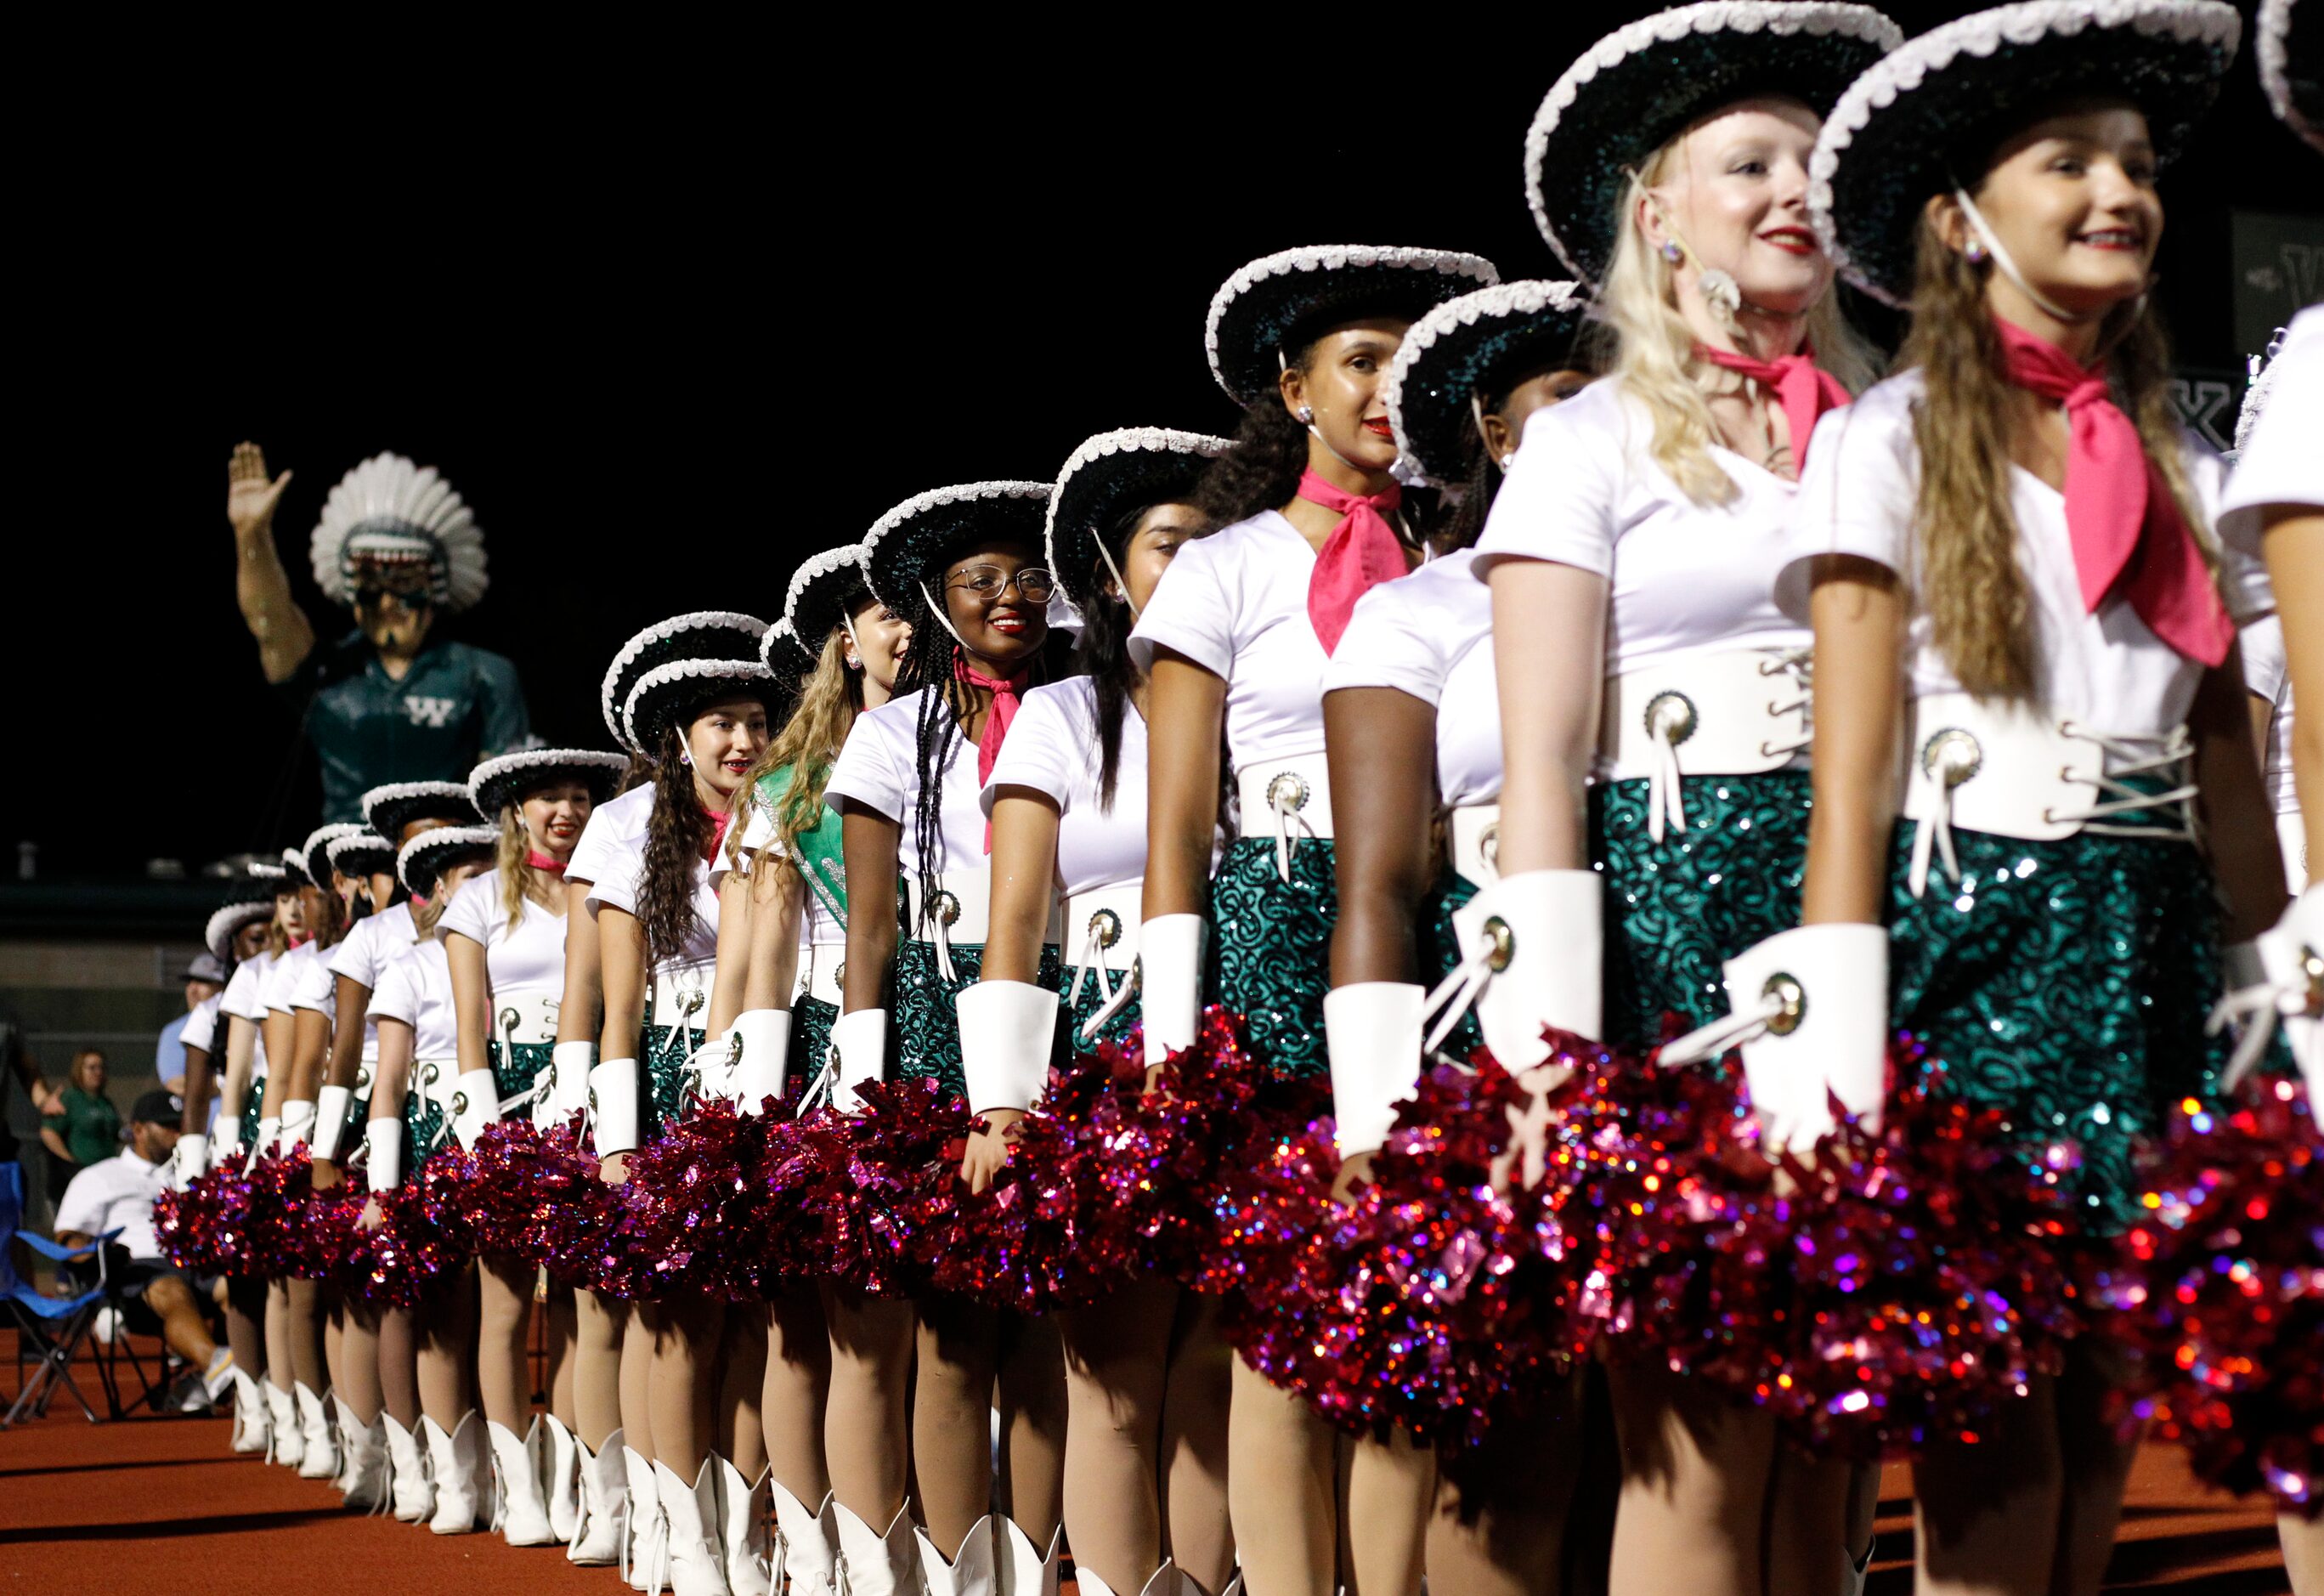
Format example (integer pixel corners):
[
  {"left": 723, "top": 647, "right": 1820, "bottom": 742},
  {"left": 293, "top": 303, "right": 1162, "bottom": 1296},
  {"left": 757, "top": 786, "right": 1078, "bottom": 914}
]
[
  {"left": 622, "top": 659, "right": 782, "bottom": 753},
  {"left": 601, "top": 613, "right": 769, "bottom": 753},
  {"left": 861, "top": 483, "right": 1054, "bottom": 626},
  {"left": 1205, "top": 245, "right": 1498, "bottom": 408},
  {"left": 398, "top": 824, "right": 499, "bottom": 899},
  {"left": 1809, "top": 0, "right": 2241, "bottom": 306},
  {"left": 469, "top": 748, "right": 629, "bottom": 819},
  {"left": 362, "top": 780, "right": 483, "bottom": 840},
  {"left": 781, "top": 542, "right": 875, "bottom": 670},
  {"left": 1385, "top": 280, "right": 1594, "bottom": 485},
  {"left": 1525, "top": 3, "right": 1903, "bottom": 287},
  {"left": 204, "top": 893, "right": 276, "bottom": 963},
  {"left": 325, "top": 831, "right": 398, "bottom": 883},
  {"left": 2259, "top": 0, "right": 2323, "bottom": 154},
  {"left": 1043, "top": 429, "right": 1230, "bottom": 609}
]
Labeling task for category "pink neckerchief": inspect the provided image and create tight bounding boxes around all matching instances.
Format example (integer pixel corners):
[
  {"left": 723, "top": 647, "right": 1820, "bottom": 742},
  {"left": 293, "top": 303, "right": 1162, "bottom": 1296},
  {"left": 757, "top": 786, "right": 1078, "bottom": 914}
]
[
  {"left": 1991, "top": 315, "right": 2232, "bottom": 667},
  {"left": 958, "top": 661, "right": 1032, "bottom": 852},
  {"left": 700, "top": 807, "right": 733, "bottom": 863},
  {"left": 524, "top": 850, "right": 567, "bottom": 874},
  {"left": 1295, "top": 467, "right": 1410, "bottom": 654},
  {"left": 1693, "top": 342, "right": 1851, "bottom": 469}
]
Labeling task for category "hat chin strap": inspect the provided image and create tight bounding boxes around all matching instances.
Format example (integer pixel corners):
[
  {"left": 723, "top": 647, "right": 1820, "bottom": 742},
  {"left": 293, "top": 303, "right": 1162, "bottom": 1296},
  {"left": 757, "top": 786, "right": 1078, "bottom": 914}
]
[
  {"left": 1092, "top": 533, "right": 1142, "bottom": 621},
  {"left": 917, "top": 580, "right": 970, "bottom": 648},
  {"left": 1952, "top": 188, "right": 2098, "bottom": 325}
]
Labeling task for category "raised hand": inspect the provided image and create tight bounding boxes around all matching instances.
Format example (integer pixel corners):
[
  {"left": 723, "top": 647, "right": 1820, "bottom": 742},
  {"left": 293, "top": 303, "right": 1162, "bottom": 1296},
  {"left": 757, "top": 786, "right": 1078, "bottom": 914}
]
[{"left": 226, "top": 440, "right": 292, "bottom": 540}]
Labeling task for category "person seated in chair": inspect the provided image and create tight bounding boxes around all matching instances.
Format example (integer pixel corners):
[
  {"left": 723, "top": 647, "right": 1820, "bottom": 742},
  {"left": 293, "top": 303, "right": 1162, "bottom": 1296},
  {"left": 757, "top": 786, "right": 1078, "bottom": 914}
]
[{"left": 53, "top": 1090, "right": 232, "bottom": 1407}]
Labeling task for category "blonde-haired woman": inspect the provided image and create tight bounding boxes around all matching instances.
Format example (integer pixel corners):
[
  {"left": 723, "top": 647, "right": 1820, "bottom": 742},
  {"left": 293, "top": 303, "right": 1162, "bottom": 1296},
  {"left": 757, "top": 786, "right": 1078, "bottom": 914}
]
[
  {"left": 709, "top": 545, "right": 906, "bottom": 1593},
  {"left": 1478, "top": 8, "right": 1898, "bottom": 1593},
  {"left": 443, "top": 748, "right": 626, "bottom": 1546},
  {"left": 1785, "top": 8, "right": 2275, "bottom": 1592}
]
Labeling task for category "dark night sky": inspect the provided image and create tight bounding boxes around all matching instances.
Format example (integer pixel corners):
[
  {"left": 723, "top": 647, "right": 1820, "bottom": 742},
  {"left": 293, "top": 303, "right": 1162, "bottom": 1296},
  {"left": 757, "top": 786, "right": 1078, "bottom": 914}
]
[{"left": 13, "top": 3, "right": 2316, "bottom": 880}]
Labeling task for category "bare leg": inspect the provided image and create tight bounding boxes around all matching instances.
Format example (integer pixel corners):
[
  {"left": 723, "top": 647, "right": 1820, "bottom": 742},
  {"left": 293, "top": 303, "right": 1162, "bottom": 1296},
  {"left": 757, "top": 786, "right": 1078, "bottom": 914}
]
[
  {"left": 2281, "top": 1512, "right": 2324, "bottom": 1596},
  {"left": 916, "top": 1290, "right": 1000, "bottom": 1555},
  {"left": 1228, "top": 1354, "right": 1337, "bottom": 1596},
  {"left": 225, "top": 1276, "right": 267, "bottom": 1384},
  {"left": 2051, "top": 1339, "right": 2139, "bottom": 1596},
  {"left": 1162, "top": 1292, "right": 1236, "bottom": 1595},
  {"left": 1603, "top": 1361, "right": 1772, "bottom": 1596},
  {"left": 476, "top": 1254, "right": 537, "bottom": 1433},
  {"left": 1914, "top": 1375, "right": 2060, "bottom": 1596},
  {"left": 1426, "top": 1367, "right": 1586, "bottom": 1596},
  {"left": 264, "top": 1279, "right": 295, "bottom": 1395},
  {"left": 996, "top": 1310, "right": 1067, "bottom": 1545},
  {"left": 823, "top": 1282, "right": 915, "bottom": 1525},
  {"left": 1348, "top": 1429, "right": 1434, "bottom": 1596},
  {"left": 620, "top": 1296, "right": 657, "bottom": 1462},
  {"left": 285, "top": 1276, "right": 329, "bottom": 1392},
  {"left": 1057, "top": 1280, "right": 1174, "bottom": 1593},
  {"left": 720, "top": 1305, "right": 770, "bottom": 1479},
  {"left": 380, "top": 1307, "right": 421, "bottom": 1429},
  {"left": 645, "top": 1296, "right": 723, "bottom": 1480},
  {"left": 339, "top": 1297, "right": 385, "bottom": 1427},
  {"left": 547, "top": 1283, "right": 579, "bottom": 1430},
  {"left": 323, "top": 1293, "right": 345, "bottom": 1399},
  {"left": 764, "top": 1282, "right": 832, "bottom": 1506},
  {"left": 573, "top": 1289, "right": 623, "bottom": 1450},
  {"left": 416, "top": 1265, "right": 480, "bottom": 1429},
  {"left": 143, "top": 1274, "right": 220, "bottom": 1367},
  {"left": 1765, "top": 1449, "right": 1856, "bottom": 1596}
]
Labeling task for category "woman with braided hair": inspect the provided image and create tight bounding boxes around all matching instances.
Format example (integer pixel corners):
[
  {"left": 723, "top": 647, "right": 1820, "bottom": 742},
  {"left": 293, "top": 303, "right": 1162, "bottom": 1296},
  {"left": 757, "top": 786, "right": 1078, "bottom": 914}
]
[{"left": 821, "top": 483, "right": 1069, "bottom": 1596}]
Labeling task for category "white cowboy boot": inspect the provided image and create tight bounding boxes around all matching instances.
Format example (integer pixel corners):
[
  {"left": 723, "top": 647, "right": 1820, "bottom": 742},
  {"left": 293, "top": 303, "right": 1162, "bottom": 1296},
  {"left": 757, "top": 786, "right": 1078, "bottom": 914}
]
[
  {"left": 833, "top": 1503, "right": 920, "bottom": 1596},
  {"left": 713, "top": 1454, "right": 772, "bottom": 1596},
  {"left": 488, "top": 1416, "right": 560, "bottom": 1545},
  {"left": 264, "top": 1382, "right": 303, "bottom": 1467},
  {"left": 229, "top": 1369, "right": 270, "bottom": 1453},
  {"left": 331, "top": 1403, "right": 360, "bottom": 1495},
  {"left": 543, "top": 1412, "right": 582, "bottom": 1542},
  {"left": 424, "top": 1412, "right": 487, "bottom": 1534},
  {"left": 1074, "top": 1560, "right": 1202, "bottom": 1596},
  {"left": 653, "top": 1459, "right": 731, "bottom": 1596},
  {"left": 383, "top": 1413, "right": 434, "bottom": 1523},
  {"left": 769, "top": 1482, "right": 840, "bottom": 1596},
  {"left": 568, "top": 1427, "right": 628, "bottom": 1565},
  {"left": 994, "top": 1518, "right": 1062, "bottom": 1595},
  {"left": 293, "top": 1381, "right": 340, "bottom": 1480},
  {"left": 624, "top": 1443, "right": 666, "bottom": 1591},
  {"left": 338, "top": 1410, "right": 388, "bottom": 1512},
  {"left": 916, "top": 1515, "right": 998, "bottom": 1596}
]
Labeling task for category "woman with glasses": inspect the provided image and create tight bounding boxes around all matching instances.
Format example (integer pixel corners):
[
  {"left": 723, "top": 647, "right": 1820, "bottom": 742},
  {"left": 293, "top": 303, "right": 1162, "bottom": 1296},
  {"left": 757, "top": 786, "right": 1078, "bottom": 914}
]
[{"left": 820, "top": 484, "right": 1068, "bottom": 1595}]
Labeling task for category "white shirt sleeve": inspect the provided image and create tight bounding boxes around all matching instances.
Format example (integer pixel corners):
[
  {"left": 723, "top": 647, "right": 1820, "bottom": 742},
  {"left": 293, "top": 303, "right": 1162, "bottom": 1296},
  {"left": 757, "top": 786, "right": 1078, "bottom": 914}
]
[
  {"left": 1472, "top": 392, "right": 1626, "bottom": 578},
  {"left": 582, "top": 840, "right": 646, "bottom": 919},
  {"left": 182, "top": 998, "right": 219, "bottom": 1056},
  {"left": 982, "top": 687, "right": 1080, "bottom": 813},
  {"left": 52, "top": 1163, "right": 111, "bottom": 1240},
  {"left": 289, "top": 951, "right": 337, "bottom": 1017},
  {"left": 1320, "top": 579, "right": 1446, "bottom": 705},
  {"left": 2242, "top": 612, "right": 2288, "bottom": 703},
  {"left": 2219, "top": 307, "right": 2324, "bottom": 546},
  {"left": 369, "top": 953, "right": 421, "bottom": 1029},
  {"left": 261, "top": 952, "right": 303, "bottom": 1016},
  {"left": 438, "top": 871, "right": 497, "bottom": 948},
  {"left": 219, "top": 959, "right": 267, "bottom": 1022},
  {"left": 1128, "top": 533, "right": 1237, "bottom": 678},
  {"left": 823, "top": 705, "right": 910, "bottom": 824},
  {"left": 2186, "top": 442, "right": 2274, "bottom": 625},
  {"left": 1775, "top": 394, "right": 1920, "bottom": 622}
]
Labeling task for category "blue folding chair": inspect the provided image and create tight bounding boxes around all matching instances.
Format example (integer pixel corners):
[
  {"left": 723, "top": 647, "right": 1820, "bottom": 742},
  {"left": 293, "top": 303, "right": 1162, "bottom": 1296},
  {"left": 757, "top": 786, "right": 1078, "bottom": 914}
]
[{"left": 0, "top": 1161, "right": 122, "bottom": 1426}]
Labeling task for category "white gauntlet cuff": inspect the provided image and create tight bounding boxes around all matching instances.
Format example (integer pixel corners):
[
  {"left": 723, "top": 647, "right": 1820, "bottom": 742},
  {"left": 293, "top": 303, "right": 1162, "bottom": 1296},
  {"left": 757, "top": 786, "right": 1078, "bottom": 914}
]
[
  {"left": 832, "top": 1010, "right": 890, "bottom": 1115},
  {"left": 312, "top": 1085, "right": 353, "bottom": 1163},
  {"left": 365, "top": 1118, "right": 405, "bottom": 1190},
  {"left": 958, "top": 982, "right": 1060, "bottom": 1115},
  {"left": 1326, "top": 983, "right": 1425, "bottom": 1158},
  {"left": 589, "top": 1059, "right": 642, "bottom": 1156},
  {"left": 1139, "top": 914, "right": 1207, "bottom": 1066}
]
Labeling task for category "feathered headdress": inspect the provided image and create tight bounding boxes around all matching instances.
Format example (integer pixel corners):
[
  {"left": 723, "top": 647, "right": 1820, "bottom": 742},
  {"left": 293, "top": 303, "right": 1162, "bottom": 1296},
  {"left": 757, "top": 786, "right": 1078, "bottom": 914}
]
[{"left": 308, "top": 452, "right": 489, "bottom": 613}]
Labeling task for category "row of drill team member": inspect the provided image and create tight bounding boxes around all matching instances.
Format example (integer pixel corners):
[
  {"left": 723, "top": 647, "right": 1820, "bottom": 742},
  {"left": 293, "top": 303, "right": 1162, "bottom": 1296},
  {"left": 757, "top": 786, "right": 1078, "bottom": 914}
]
[{"left": 171, "top": 3, "right": 2324, "bottom": 1594}]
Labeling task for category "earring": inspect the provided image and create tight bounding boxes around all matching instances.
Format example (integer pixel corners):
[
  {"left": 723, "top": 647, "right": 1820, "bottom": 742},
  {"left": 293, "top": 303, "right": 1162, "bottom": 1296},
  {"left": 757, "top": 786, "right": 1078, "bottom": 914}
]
[
  {"left": 680, "top": 751, "right": 693, "bottom": 767},
  {"left": 1498, "top": 453, "right": 1516, "bottom": 469},
  {"left": 1297, "top": 405, "right": 1315, "bottom": 423},
  {"left": 1964, "top": 239, "right": 1988, "bottom": 264},
  {"left": 1660, "top": 239, "right": 1684, "bottom": 265}
]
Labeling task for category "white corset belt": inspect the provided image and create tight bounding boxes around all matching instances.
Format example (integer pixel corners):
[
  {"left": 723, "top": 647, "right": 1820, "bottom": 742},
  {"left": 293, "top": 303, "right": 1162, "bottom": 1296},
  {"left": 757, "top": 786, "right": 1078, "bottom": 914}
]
[
  {"left": 647, "top": 961, "right": 715, "bottom": 1039},
  {"left": 797, "top": 939, "right": 846, "bottom": 1010},
  {"left": 1066, "top": 880, "right": 1145, "bottom": 1039},
  {"left": 1236, "top": 751, "right": 1335, "bottom": 881},
  {"left": 491, "top": 988, "right": 563, "bottom": 1118},
  {"left": 416, "top": 1056, "right": 461, "bottom": 1152},
  {"left": 1599, "top": 648, "right": 1813, "bottom": 842},
  {"left": 1903, "top": 691, "right": 2197, "bottom": 897},
  {"left": 907, "top": 865, "right": 1066, "bottom": 983},
  {"left": 1446, "top": 803, "right": 1501, "bottom": 890}
]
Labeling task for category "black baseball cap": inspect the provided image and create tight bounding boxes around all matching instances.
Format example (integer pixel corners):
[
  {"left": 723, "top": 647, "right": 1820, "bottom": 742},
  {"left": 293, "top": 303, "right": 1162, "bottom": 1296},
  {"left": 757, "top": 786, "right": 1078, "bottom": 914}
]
[{"left": 132, "top": 1089, "right": 184, "bottom": 1127}]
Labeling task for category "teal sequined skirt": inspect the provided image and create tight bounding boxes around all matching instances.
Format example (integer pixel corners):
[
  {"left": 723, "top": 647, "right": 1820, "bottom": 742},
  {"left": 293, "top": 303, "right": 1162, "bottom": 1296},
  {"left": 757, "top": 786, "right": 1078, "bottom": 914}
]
[
  {"left": 1422, "top": 869, "right": 1484, "bottom": 1061},
  {"left": 792, "top": 996, "right": 838, "bottom": 1091},
  {"left": 892, "top": 939, "right": 1066, "bottom": 1100},
  {"left": 403, "top": 1084, "right": 445, "bottom": 1162},
  {"left": 1064, "top": 963, "right": 1139, "bottom": 1056},
  {"left": 1887, "top": 823, "right": 2230, "bottom": 1237},
  {"left": 1207, "top": 837, "right": 1336, "bottom": 1081},
  {"left": 643, "top": 1023, "right": 707, "bottom": 1136},
  {"left": 487, "top": 1038, "right": 554, "bottom": 1103},
  {"left": 240, "top": 1075, "right": 265, "bottom": 1146},
  {"left": 1592, "top": 771, "right": 1812, "bottom": 1054}
]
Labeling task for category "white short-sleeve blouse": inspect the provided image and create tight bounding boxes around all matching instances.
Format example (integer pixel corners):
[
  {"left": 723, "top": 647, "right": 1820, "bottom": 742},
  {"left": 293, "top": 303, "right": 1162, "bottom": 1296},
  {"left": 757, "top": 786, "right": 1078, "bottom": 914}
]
[
  {"left": 982, "top": 676, "right": 1150, "bottom": 898},
  {"left": 440, "top": 868, "right": 568, "bottom": 1003},
  {"left": 824, "top": 686, "right": 988, "bottom": 882},
  {"left": 1322, "top": 547, "right": 1501, "bottom": 808}
]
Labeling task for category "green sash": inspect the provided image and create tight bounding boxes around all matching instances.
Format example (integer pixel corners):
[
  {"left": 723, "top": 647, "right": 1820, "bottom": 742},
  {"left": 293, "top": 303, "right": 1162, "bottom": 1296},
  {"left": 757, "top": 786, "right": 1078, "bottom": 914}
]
[{"left": 757, "top": 764, "right": 848, "bottom": 924}]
